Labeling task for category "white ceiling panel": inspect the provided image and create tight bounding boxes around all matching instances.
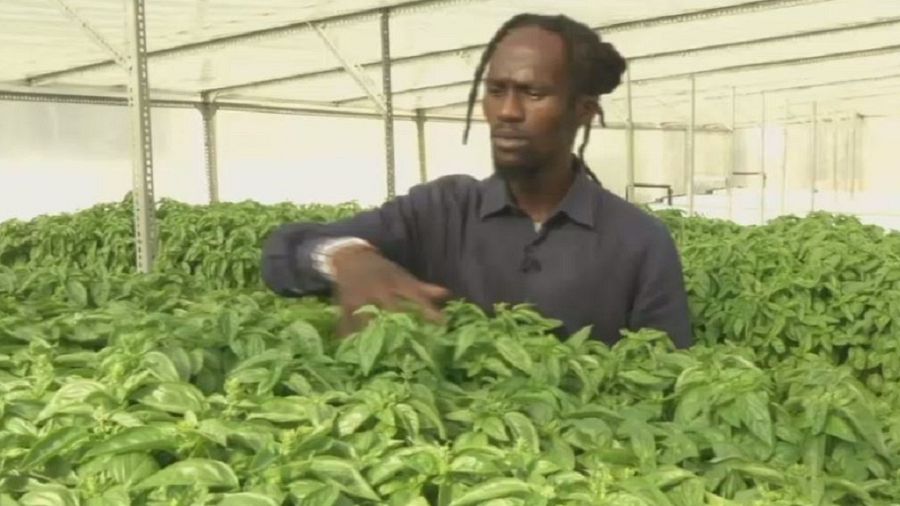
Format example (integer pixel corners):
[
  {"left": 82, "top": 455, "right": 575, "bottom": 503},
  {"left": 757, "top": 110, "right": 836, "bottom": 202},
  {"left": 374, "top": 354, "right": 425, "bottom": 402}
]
[{"left": 1, "top": 0, "right": 899, "bottom": 125}]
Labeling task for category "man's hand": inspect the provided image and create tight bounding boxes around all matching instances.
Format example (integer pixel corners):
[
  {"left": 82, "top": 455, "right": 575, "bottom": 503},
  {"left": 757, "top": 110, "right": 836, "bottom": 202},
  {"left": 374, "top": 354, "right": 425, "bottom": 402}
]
[{"left": 330, "top": 244, "right": 450, "bottom": 337}]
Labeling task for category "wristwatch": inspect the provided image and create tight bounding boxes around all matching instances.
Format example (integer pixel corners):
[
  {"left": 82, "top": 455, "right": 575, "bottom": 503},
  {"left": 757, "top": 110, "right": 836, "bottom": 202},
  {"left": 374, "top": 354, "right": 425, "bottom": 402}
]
[{"left": 310, "top": 237, "right": 373, "bottom": 281}]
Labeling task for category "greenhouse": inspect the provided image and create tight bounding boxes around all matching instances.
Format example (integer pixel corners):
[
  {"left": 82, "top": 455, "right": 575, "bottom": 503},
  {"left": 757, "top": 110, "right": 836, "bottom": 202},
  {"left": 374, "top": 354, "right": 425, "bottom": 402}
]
[{"left": 1, "top": 0, "right": 900, "bottom": 504}]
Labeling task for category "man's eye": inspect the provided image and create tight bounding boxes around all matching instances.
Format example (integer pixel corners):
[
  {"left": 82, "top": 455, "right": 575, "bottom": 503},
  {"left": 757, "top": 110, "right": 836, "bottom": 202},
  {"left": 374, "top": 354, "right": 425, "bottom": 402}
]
[
  {"left": 486, "top": 87, "right": 504, "bottom": 96},
  {"left": 527, "top": 90, "right": 545, "bottom": 98}
]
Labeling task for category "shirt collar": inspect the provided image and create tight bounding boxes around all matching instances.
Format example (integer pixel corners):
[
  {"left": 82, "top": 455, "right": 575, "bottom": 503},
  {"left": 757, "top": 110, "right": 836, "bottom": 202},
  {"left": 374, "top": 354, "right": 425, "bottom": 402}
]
[{"left": 478, "top": 158, "right": 598, "bottom": 228}]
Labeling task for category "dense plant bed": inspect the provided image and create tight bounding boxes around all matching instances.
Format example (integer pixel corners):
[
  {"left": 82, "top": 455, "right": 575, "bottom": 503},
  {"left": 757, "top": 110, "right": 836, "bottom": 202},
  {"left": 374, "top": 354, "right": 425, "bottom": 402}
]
[{"left": 1, "top": 200, "right": 899, "bottom": 505}]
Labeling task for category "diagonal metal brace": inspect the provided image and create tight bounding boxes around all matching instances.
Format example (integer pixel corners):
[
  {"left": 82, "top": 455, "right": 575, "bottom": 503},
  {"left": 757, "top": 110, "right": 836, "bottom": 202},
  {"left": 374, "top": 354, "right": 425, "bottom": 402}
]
[
  {"left": 51, "top": 0, "right": 129, "bottom": 70},
  {"left": 308, "top": 22, "right": 387, "bottom": 115}
]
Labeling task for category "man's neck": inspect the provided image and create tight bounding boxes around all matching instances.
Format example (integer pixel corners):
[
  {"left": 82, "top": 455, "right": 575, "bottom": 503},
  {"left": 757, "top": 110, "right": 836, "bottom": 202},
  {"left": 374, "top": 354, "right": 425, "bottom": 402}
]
[{"left": 507, "top": 153, "right": 576, "bottom": 224}]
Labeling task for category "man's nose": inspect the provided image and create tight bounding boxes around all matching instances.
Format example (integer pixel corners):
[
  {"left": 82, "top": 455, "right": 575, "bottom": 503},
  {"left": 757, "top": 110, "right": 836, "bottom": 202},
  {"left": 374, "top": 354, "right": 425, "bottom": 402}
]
[{"left": 498, "top": 92, "right": 524, "bottom": 122}]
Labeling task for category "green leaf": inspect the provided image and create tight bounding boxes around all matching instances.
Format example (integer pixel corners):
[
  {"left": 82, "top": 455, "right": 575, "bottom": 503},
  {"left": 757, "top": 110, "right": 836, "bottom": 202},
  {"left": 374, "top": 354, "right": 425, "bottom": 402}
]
[
  {"left": 449, "top": 455, "right": 500, "bottom": 475},
  {"left": 84, "top": 426, "right": 176, "bottom": 459},
  {"left": 66, "top": 280, "right": 88, "bottom": 307},
  {"left": 197, "top": 419, "right": 230, "bottom": 447},
  {"left": 218, "top": 493, "right": 279, "bottom": 506},
  {"left": 142, "top": 351, "right": 182, "bottom": 383},
  {"left": 133, "top": 459, "right": 239, "bottom": 490},
  {"left": 311, "top": 456, "right": 380, "bottom": 501},
  {"left": 394, "top": 403, "right": 421, "bottom": 439},
  {"left": 337, "top": 403, "right": 373, "bottom": 437},
  {"left": 134, "top": 382, "right": 205, "bottom": 415},
  {"left": 480, "top": 416, "right": 509, "bottom": 442},
  {"left": 18, "top": 486, "right": 79, "bottom": 506},
  {"left": 738, "top": 391, "right": 773, "bottom": 447},
  {"left": 545, "top": 435, "right": 575, "bottom": 471},
  {"left": 824, "top": 414, "right": 858, "bottom": 443},
  {"left": 408, "top": 399, "right": 447, "bottom": 440},
  {"left": 357, "top": 323, "right": 386, "bottom": 376},
  {"left": 290, "top": 481, "right": 340, "bottom": 506},
  {"left": 730, "top": 462, "right": 784, "bottom": 484},
  {"left": 646, "top": 466, "right": 696, "bottom": 490},
  {"left": 564, "top": 327, "right": 592, "bottom": 349},
  {"left": 164, "top": 347, "right": 195, "bottom": 381},
  {"left": 503, "top": 412, "right": 539, "bottom": 454},
  {"left": 282, "top": 320, "right": 325, "bottom": 358},
  {"left": 454, "top": 325, "right": 479, "bottom": 362},
  {"left": 20, "top": 426, "right": 89, "bottom": 470},
  {"left": 496, "top": 338, "right": 533, "bottom": 375},
  {"left": 620, "top": 419, "right": 656, "bottom": 471},
  {"left": 449, "top": 478, "right": 532, "bottom": 506},
  {"left": 89, "top": 279, "right": 111, "bottom": 307},
  {"left": 107, "top": 452, "right": 160, "bottom": 487},
  {"left": 619, "top": 369, "right": 667, "bottom": 387},
  {"left": 0, "top": 495, "right": 19, "bottom": 506},
  {"left": 839, "top": 400, "right": 888, "bottom": 457},
  {"left": 37, "top": 380, "right": 108, "bottom": 421}
]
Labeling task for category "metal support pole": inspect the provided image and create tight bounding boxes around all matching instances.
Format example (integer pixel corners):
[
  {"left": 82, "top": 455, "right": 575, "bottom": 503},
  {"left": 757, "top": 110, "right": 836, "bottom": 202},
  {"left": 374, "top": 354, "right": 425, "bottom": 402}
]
[
  {"left": 200, "top": 97, "right": 220, "bottom": 204},
  {"left": 625, "top": 67, "right": 635, "bottom": 202},
  {"left": 125, "top": 0, "right": 157, "bottom": 273},
  {"left": 688, "top": 75, "right": 696, "bottom": 217},
  {"left": 760, "top": 92, "right": 767, "bottom": 225},
  {"left": 727, "top": 86, "right": 736, "bottom": 220},
  {"left": 381, "top": 9, "right": 396, "bottom": 199},
  {"left": 850, "top": 114, "right": 859, "bottom": 198},
  {"left": 842, "top": 117, "right": 850, "bottom": 209},
  {"left": 832, "top": 122, "right": 839, "bottom": 209},
  {"left": 415, "top": 109, "right": 428, "bottom": 183},
  {"left": 810, "top": 102, "right": 818, "bottom": 213},
  {"left": 780, "top": 100, "right": 789, "bottom": 215},
  {"left": 780, "top": 116, "right": 788, "bottom": 215}
]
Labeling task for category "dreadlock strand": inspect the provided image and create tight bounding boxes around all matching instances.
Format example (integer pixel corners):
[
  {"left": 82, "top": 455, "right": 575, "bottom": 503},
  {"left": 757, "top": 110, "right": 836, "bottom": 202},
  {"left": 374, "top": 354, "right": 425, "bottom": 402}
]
[
  {"left": 463, "top": 15, "right": 531, "bottom": 145},
  {"left": 462, "top": 63, "right": 485, "bottom": 144},
  {"left": 577, "top": 124, "right": 591, "bottom": 161}
]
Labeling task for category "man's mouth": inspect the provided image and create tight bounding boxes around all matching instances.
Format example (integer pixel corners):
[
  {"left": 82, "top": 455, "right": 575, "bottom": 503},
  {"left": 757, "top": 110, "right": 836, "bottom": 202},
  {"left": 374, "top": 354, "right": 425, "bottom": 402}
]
[{"left": 492, "top": 134, "right": 528, "bottom": 149}]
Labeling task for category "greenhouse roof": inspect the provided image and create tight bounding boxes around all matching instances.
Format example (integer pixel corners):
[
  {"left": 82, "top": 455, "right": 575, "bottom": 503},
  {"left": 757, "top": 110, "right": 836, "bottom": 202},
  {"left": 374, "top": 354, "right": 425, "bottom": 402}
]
[{"left": 1, "top": 0, "right": 899, "bottom": 128}]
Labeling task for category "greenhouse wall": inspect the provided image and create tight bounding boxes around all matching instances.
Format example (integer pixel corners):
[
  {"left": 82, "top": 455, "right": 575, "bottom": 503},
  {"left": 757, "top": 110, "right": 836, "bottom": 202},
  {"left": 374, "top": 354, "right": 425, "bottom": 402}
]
[{"left": 1, "top": 100, "right": 897, "bottom": 230}]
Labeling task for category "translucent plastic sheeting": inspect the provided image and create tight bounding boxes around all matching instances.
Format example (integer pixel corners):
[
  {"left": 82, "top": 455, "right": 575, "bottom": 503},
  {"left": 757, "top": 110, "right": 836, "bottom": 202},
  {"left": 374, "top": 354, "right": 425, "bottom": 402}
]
[
  {"left": 648, "top": 115, "right": 900, "bottom": 231},
  {"left": 0, "top": 101, "right": 206, "bottom": 222}
]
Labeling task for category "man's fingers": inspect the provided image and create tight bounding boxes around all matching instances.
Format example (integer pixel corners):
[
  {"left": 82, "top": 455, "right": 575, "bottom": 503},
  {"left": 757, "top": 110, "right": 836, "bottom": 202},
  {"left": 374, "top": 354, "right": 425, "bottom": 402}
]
[
  {"left": 420, "top": 282, "right": 451, "bottom": 301},
  {"left": 395, "top": 286, "right": 445, "bottom": 323}
]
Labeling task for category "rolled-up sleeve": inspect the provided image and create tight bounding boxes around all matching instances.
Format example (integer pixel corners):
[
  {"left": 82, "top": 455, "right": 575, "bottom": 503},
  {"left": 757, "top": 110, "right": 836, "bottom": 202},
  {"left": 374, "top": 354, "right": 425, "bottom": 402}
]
[
  {"left": 260, "top": 184, "right": 430, "bottom": 298},
  {"left": 628, "top": 224, "right": 693, "bottom": 348}
]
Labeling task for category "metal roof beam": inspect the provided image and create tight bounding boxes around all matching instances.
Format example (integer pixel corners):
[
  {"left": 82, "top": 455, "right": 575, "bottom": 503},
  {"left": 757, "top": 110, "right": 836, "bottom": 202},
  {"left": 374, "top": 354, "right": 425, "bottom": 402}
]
[
  {"left": 205, "top": 44, "right": 483, "bottom": 95},
  {"left": 205, "top": 0, "right": 827, "bottom": 96},
  {"left": 334, "top": 80, "right": 471, "bottom": 106},
  {"left": 632, "top": 43, "right": 900, "bottom": 85},
  {"left": 0, "top": 89, "right": 730, "bottom": 132},
  {"left": 331, "top": 16, "right": 900, "bottom": 107},
  {"left": 613, "top": 72, "right": 900, "bottom": 105},
  {"left": 408, "top": 43, "right": 900, "bottom": 111},
  {"left": 307, "top": 21, "right": 387, "bottom": 114},
  {"left": 51, "top": 0, "right": 128, "bottom": 69},
  {"left": 25, "top": 0, "right": 465, "bottom": 86}
]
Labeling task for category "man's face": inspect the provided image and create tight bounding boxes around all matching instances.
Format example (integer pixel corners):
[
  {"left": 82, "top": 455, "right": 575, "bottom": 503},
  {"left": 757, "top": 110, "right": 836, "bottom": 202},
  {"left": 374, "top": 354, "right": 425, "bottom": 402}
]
[{"left": 482, "top": 26, "right": 585, "bottom": 179}]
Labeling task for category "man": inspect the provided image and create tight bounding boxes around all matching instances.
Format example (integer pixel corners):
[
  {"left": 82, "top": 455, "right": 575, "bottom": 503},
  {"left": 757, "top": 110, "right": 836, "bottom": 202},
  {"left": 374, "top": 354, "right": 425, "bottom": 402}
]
[{"left": 261, "top": 13, "right": 692, "bottom": 348}]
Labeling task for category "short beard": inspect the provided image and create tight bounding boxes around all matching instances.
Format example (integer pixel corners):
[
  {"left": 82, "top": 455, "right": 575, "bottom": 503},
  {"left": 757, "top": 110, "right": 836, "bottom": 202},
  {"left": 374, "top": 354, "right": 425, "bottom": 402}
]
[
  {"left": 491, "top": 150, "right": 545, "bottom": 181},
  {"left": 493, "top": 162, "right": 542, "bottom": 181}
]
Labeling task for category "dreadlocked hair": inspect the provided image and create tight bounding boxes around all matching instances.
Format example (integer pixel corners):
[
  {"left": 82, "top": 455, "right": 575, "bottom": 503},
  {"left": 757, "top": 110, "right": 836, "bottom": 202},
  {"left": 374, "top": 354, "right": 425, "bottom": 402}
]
[{"left": 462, "top": 13, "right": 627, "bottom": 183}]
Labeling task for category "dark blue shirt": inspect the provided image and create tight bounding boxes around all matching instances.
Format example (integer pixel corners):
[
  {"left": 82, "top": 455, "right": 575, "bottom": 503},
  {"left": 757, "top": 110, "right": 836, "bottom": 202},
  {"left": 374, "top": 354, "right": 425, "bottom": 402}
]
[{"left": 261, "top": 161, "right": 692, "bottom": 348}]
